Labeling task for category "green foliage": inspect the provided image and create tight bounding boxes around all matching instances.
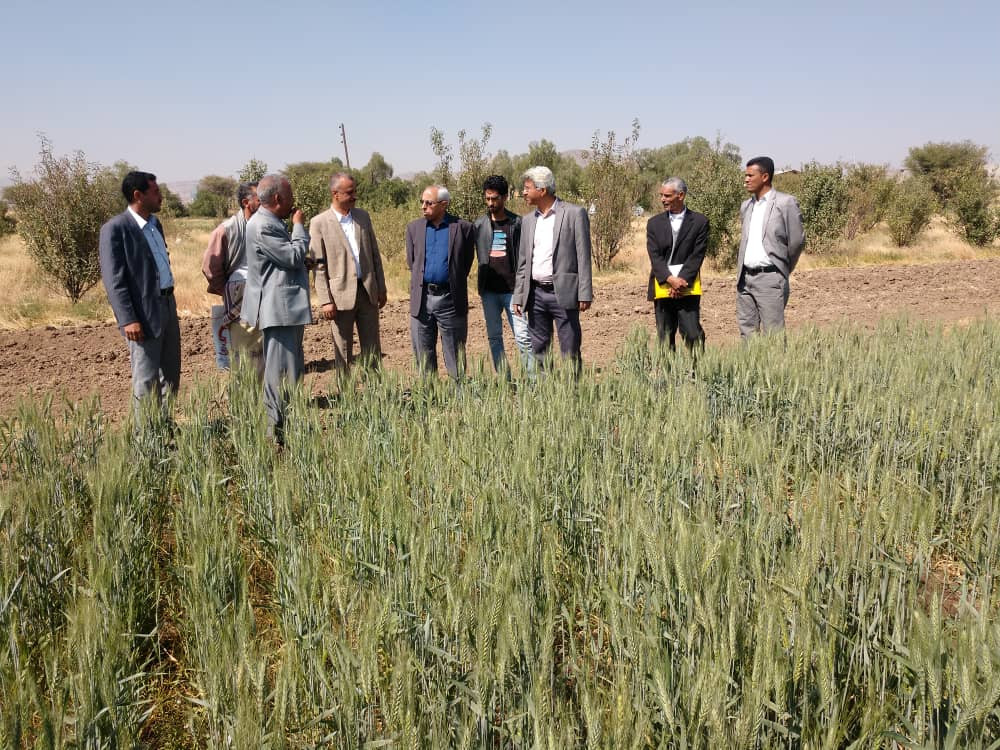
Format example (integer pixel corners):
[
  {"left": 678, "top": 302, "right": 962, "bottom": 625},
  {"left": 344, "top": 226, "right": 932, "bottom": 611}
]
[
  {"left": 512, "top": 139, "right": 585, "bottom": 198},
  {"left": 426, "top": 124, "right": 495, "bottom": 220},
  {"left": 843, "top": 163, "right": 895, "bottom": 239},
  {"left": 0, "top": 199, "right": 15, "bottom": 236},
  {"left": 369, "top": 204, "right": 411, "bottom": 260},
  {"left": 237, "top": 157, "right": 268, "bottom": 184},
  {"left": 158, "top": 183, "right": 187, "bottom": 218},
  {"left": 189, "top": 175, "right": 238, "bottom": 218},
  {"left": 283, "top": 158, "right": 345, "bottom": 224},
  {"left": 886, "top": 177, "right": 936, "bottom": 246},
  {"left": 584, "top": 119, "right": 641, "bottom": 270},
  {"left": 684, "top": 138, "right": 745, "bottom": 267},
  {"left": 5, "top": 321, "right": 1000, "bottom": 746},
  {"left": 904, "top": 140, "right": 990, "bottom": 206},
  {"left": 6, "top": 136, "right": 122, "bottom": 302},
  {"left": 638, "top": 136, "right": 741, "bottom": 210},
  {"left": 796, "top": 163, "right": 849, "bottom": 253},
  {"left": 950, "top": 168, "right": 1000, "bottom": 246}
]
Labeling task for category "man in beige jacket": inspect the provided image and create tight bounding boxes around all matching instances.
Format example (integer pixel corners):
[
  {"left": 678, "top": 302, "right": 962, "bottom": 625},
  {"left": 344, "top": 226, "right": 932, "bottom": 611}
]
[{"left": 310, "top": 172, "right": 388, "bottom": 370}]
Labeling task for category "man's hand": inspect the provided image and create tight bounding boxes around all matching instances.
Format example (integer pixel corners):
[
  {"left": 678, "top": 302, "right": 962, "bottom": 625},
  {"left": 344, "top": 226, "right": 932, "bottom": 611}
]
[
  {"left": 321, "top": 303, "right": 337, "bottom": 320},
  {"left": 292, "top": 209, "right": 305, "bottom": 225},
  {"left": 123, "top": 322, "right": 144, "bottom": 342},
  {"left": 579, "top": 301, "right": 591, "bottom": 312},
  {"left": 378, "top": 291, "right": 387, "bottom": 309},
  {"left": 667, "top": 275, "right": 688, "bottom": 298},
  {"left": 513, "top": 303, "right": 522, "bottom": 317}
]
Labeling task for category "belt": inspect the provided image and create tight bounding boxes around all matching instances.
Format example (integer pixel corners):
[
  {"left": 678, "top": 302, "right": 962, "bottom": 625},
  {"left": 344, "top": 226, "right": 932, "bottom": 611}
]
[
  {"left": 425, "top": 282, "right": 450, "bottom": 296},
  {"left": 743, "top": 265, "right": 778, "bottom": 276},
  {"left": 532, "top": 280, "right": 555, "bottom": 292},
  {"left": 160, "top": 286, "right": 174, "bottom": 296}
]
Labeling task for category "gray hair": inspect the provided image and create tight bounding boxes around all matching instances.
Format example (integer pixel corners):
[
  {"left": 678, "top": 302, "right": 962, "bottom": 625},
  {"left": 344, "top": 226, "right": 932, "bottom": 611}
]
[
  {"left": 257, "top": 173, "right": 289, "bottom": 204},
  {"left": 329, "top": 171, "right": 354, "bottom": 191},
  {"left": 522, "top": 166, "right": 556, "bottom": 194},
  {"left": 661, "top": 177, "right": 688, "bottom": 194},
  {"left": 426, "top": 184, "right": 450, "bottom": 203}
]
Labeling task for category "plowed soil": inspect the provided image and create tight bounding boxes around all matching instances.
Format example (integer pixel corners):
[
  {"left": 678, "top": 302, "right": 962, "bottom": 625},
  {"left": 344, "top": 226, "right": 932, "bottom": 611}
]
[{"left": 2, "top": 259, "right": 998, "bottom": 421}]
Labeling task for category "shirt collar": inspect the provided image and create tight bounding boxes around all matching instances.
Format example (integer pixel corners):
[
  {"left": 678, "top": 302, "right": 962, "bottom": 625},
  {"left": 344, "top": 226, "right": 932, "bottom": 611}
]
[
  {"left": 127, "top": 206, "right": 149, "bottom": 230},
  {"left": 333, "top": 206, "right": 352, "bottom": 223},
  {"left": 535, "top": 198, "right": 560, "bottom": 218},
  {"left": 752, "top": 188, "right": 773, "bottom": 205},
  {"left": 427, "top": 214, "right": 452, "bottom": 229},
  {"left": 669, "top": 208, "right": 687, "bottom": 220}
]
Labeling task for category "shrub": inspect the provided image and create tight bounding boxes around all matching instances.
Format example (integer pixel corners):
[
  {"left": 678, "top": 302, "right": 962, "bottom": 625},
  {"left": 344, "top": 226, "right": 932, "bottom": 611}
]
[
  {"left": 796, "top": 163, "right": 849, "bottom": 253},
  {"left": 428, "top": 124, "right": 494, "bottom": 221},
  {"left": 951, "top": 169, "right": 1000, "bottom": 246},
  {"left": 238, "top": 158, "right": 268, "bottom": 184},
  {"left": 904, "top": 140, "right": 989, "bottom": 206},
  {"left": 685, "top": 138, "right": 745, "bottom": 267},
  {"left": 158, "top": 183, "right": 187, "bottom": 218},
  {"left": 885, "top": 177, "right": 935, "bottom": 246},
  {"left": 6, "top": 137, "right": 122, "bottom": 302},
  {"left": 0, "top": 199, "right": 15, "bottom": 236},
  {"left": 585, "top": 120, "right": 642, "bottom": 270},
  {"left": 188, "top": 175, "right": 237, "bottom": 218},
  {"left": 369, "top": 204, "right": 411, "bottom": 261},
  {"left": 843, "top": 163, "right": 895, "bottom": 239}
]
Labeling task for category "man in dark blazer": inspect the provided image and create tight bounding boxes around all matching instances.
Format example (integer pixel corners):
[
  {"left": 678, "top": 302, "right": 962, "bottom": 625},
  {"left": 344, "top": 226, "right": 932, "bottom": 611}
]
[
  {"left": 512, "top": 166, "right": 593, "bottom": 371},
  {"left": 405, "top": 185, "right": 475, "bottom": 379},
  {"left": 736, "top": 156, "right": 805, "bottom": 338},
  {"left": 646, "top": 177, "right": 709, "bottom": 352},
  {"left": 99, "top": 170, "right": 180, "bottom": 418}
]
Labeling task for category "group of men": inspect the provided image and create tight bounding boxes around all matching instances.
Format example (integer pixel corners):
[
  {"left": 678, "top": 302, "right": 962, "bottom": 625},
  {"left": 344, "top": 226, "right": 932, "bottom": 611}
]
[{"left": 98, "top": 156, "right": 803, "bottom": 442}]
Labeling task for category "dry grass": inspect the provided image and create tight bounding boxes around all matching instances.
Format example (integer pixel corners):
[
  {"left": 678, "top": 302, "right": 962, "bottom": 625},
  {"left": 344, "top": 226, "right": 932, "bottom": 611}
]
[{"left": 1, "top": 213, "right": 996, "bottom": 330}]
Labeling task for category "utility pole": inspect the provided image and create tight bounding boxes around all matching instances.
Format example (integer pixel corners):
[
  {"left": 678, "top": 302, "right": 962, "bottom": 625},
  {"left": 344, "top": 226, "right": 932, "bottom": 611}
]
[{"left": 339, "top": 123, "right": 351, "bottom": 170}]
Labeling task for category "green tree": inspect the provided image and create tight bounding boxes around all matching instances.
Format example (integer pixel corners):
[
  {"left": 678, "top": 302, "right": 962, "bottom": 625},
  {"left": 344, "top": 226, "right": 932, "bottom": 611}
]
[
  {"left": 904, "top": 140, "right": 989, "bottom": 206},
  {"left": 951, "top": 169, "right": 1000, "bottom": 246},
  {"left": 159, "top": 183, "right": 187, "bottom": 218},
  {"left": 6, "top": 136, "right": 121, "bottom": 302},
  {"left": 585, "top": 119, "right": 641, "bottom": 270},
  {"left": 795, "top": 163, "right": 849, "bottom": 253},
  {"left": 189, "top": 175, "right": 238, "bottom": 218},
  {"left": 843, "top": 163, "right": 895, "bottom": 239},
  {"left": 885, "top": 177, "right": 935, "bottom": 246},
  {"left": 684, "top": 138, "right": 745, "bottom": 267},
  {"left": 283, "top": 158, "right": 345, "bottom": 224},
  {"left": 360, "top": 152, "right": 393, "bottom": 186},
  {"left": 512, "top": 139, "right": 585, "bottom": 199},
  {"left": 638, "top": 136, "right": 740, "bottom": 210},
  {"left": 429, "top": 127, "right": 454, "bottom": 187},
  {"left": 426, "top": 124, "right": 494, "bottom": 220},
  {"left": 238, "top": 157, "right": 268, "bottom": 184},
  {"left": 0, "top": 199, "right": 15, "bottom": 236}
]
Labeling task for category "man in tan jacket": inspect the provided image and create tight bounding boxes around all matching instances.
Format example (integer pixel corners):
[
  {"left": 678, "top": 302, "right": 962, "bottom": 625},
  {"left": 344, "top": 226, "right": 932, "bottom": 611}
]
[{"left": 310, "top": 172, "right": 388, "bottom": 370}]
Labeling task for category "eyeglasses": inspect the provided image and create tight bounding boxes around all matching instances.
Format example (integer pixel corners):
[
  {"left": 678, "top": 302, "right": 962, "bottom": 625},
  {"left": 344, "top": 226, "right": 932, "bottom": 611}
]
[{"left": 420, "top": 199, "right": 443, "bottom": 207}]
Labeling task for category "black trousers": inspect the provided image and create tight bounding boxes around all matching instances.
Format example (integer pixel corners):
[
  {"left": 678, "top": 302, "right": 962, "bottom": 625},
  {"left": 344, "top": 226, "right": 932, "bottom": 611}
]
[{"left": 654, "top": 296, "right": 705, "bottom": 351}]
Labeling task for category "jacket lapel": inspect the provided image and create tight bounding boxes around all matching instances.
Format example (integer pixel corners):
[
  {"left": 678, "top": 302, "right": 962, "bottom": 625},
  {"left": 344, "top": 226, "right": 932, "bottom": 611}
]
[{"left": 551, "top": 201, "right": 566, "bottom": 256}]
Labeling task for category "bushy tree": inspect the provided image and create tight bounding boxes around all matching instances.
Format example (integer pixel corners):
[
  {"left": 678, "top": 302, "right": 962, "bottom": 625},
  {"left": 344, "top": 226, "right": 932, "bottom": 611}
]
[
  {"left": 684, "top": 138, "right": 745, "bottom": 267},
  {"left": 638, "top": 136, "right": 740, "bottom": 210},
  {"left": 512, "top": 139, "right": 585, "bottom": 198},
  {"left": 6, "top": 137, "right": 122, "bottom": 302},
  {"left": 951, "top": 169, "right": 1000, "bottom": 246},
  {"left": 585, "top": 119, "right": 641, "bottom": 270},
  {"left": 283, "top": 158, "right": 345, "bottom": 224},
  {"left": 238, "top": 157, "right": 268, "bottom": 184},
  {"left": 189, "top": 175, "right": 238, "bottom": 218},
  {"left": 885, "top": 177, "right": 935, "bottom": 246},
  {"left": 904, "top": 140, "right": 989, "bottom": 206},
  {"left": 426, "top": 124, "right": 495, "bottom": 220},
  {"left": 0, "top": 199, "right": 15, "bottom": 236},
  {"left": 159, "top": 183, "right": 187, "bottom": 218},
  {"left": 369, "top": 204, "right": 411, "bottom": 260},
  {"left": 843, "top": 163, "right": 895, "bottom": 239},
  {"left": 796, "top": 163, "right": 849, "bottom": 253}
]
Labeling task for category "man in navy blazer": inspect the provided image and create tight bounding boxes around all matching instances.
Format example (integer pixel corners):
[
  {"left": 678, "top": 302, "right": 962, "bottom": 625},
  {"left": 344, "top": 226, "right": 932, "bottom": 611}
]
[
  {"left": 405, "top": 185, "right": 475, "bottom": 379},
  {"left": 99, "top": 171, "right": 181, "bottom": 417}
]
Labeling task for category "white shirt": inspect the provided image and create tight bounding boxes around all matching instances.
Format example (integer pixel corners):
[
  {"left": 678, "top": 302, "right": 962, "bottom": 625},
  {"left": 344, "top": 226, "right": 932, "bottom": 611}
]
[
  {"left": 332, "top": 207, "right": 362, "bottom": 278},
  {"left": 668, "top": 209, "right": 686, "bottom": 245},
  {"left": 743, "top": 189, "right": 773, "bottom": 269},
  {"left": 530, "top": 201, "right": 559, "bottom": 283},
  {"left": 128, "top": 207, "right": 174, "bottom": 289}
]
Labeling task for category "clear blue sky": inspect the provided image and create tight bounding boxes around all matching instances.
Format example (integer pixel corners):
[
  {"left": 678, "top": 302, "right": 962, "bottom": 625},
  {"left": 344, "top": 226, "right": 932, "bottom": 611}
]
[{"left": 2, "top": 0, "right": 997, "bottom": 184}]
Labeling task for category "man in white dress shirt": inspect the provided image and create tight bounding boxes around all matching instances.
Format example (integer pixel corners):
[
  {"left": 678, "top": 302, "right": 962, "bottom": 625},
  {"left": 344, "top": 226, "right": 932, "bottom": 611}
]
[{"left": 736, "top": 156, "right": 806, "bottom": 338}]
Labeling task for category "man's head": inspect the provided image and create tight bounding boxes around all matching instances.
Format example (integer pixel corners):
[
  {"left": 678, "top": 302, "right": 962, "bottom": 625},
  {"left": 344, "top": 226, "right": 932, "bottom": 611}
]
[
  {"left": 659, "top": 177, "right": 687, "bottom": 214},
  {"left": 744, "top": 156, "right": 775, "bottom": 197},
  {"left": 237, "top": 181, "right": 260, "bottom": 218},
  {"left": 122, "top": 171, "right": 161, "bottom": 215},
  {"left": 482, "top": 175, "right": 509, "bottom": 216},
  {"left": 421, "top": 185, "right": 450, "bottom": 223},
  {"left": 329, "top": 172, "right": 357, "bottom": 214},
  {"left": 257, "top": 174, "right": 295, "bottom": 220},
  {"left": 522, "top": 166, "right": 555, "bottom": 207}
]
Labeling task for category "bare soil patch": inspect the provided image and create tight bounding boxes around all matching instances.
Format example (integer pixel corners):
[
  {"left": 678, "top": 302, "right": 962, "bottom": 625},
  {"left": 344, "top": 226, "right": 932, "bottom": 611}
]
[{"left": 2, "top": 259, "right": 998, "bottom": 421}]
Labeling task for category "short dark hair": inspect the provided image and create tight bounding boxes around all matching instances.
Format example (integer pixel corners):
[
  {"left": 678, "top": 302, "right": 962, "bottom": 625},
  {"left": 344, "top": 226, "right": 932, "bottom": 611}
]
[
  {"left": 237, "top": 181, "right": 259, "bottom": 206},
  {"left": 482, "top": 174, "right": 509, "bottom": 197},
  {"left": 746, "top": 156, "right": 775, "bottom": 181},
  {"left": 121, "top": 171, "right": 157, "bottom": 203}
]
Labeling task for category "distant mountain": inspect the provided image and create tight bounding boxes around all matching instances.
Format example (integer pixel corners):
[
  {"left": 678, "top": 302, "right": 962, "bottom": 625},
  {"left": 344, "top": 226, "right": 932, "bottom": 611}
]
[{"left": 162, "top": 179, "right": 199, "bottom": 204}]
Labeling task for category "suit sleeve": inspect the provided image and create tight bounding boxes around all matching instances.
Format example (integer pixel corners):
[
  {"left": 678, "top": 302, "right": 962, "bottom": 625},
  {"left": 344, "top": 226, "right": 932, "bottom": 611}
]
[
  {"left": 646, "top": 218, "right": 671, "bottom": 284},
  {"left": 310, "top": 219, "right": 333, "bottom": 306},
  {"left": 405, "top": 223, "right": 415, "bottom": 270},
  {"left": 460, "top": 221, "right": 475, "bottom": 278},
  {"left": 786, "top": 197, "right": 806, "bottom": 271},
  {"left": 99, "top": 221, "right": 138, "bottom": 329},
  {"left": 202, "top": 224, "right": 228, "bottom": 295},
  {"left": 513, "top": 222, "right": 530, "bottom": 303},
  {"left": 258, "top": 221, "right": 308, "bottom": 270},
  {"left": 678, "top": 217, "right": 709, "bottom": 284},
  {"left": 575, "top": 206, "right": 593, "bottom": 303}
]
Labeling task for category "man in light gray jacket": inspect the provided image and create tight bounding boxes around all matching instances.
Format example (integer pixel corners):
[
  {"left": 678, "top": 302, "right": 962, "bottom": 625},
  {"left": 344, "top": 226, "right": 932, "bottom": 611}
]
[
  {"left": 242, "top": 174, "right": 312, "bottom": 443},
  {"left": 736, "top": 156, "right": 805, "bottom": 338},
  {"left": 512, "top": 166, "right": 593, "bottom": 372}
]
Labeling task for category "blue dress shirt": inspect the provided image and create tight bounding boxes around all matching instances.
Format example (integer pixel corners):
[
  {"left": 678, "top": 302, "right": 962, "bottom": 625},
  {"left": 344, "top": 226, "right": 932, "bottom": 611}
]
[{"left": 423, "top": 217, "right": 451, "bottom": 284}]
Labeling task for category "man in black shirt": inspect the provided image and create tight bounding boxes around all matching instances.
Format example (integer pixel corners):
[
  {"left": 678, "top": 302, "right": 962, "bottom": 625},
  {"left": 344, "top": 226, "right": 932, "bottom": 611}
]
[{"left": 473, "top": 175, "right": 533, "bottom": 375}]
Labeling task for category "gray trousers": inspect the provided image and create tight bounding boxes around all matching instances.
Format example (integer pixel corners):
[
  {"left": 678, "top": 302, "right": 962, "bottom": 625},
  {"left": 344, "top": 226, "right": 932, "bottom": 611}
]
[
  {"left": 127, "top": 294, "right": 181, "bottom": 417},
  {"left": 262, "top": 325, "right": 304, "bottom": 438},
  {"left": 329, "top": 280, "right": 381, "bottom": 371},
  {"left": 737, "top": 269, "right": 789, "bottom": 339},
  {"left": 528, "top": 284, "right": 582, "bottom": 370},
  {"left": 411, "top": 287, "right": 467, "bottom": 379}
]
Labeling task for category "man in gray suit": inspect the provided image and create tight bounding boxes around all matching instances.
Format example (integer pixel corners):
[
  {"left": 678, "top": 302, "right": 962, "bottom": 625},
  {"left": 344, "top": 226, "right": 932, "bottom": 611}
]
[
  {"left": 99, "top": 170, "right": 181, "bottom": 419},
  {"left": 242, "top": 174, "right": 312, "bottom": 443},
  {"left": 512, "top": 166, "right": 593, "bottom": 371},
  {"left": 736, "top": 156, "right": 805, "bottom": 338},
  {"left": 405, "top": 185, "right": 475, "bottom": 380}
]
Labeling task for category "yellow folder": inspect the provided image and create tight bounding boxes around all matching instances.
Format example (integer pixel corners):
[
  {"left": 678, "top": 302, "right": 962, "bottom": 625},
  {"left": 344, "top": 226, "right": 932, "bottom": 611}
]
[{"left": 654, "top": 263, "right": 702, "bottom": 299}]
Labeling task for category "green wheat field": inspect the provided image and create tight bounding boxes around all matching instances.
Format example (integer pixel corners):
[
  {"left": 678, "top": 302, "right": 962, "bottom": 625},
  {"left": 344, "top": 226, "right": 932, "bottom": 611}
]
[{"left": 2, "top": 319, "right": 999, "bottom": 748}]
